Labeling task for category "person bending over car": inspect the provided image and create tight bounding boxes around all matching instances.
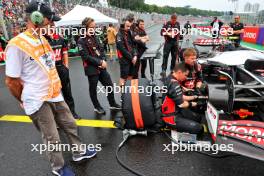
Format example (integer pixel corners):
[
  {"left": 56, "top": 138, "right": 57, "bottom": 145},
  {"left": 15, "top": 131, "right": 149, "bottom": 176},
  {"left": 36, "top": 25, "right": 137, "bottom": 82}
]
[
  {"left": 161, "top": 63, "right": 204, "bottom": 134},
  {"left": 182, "top": 48, "right": 207, "bottom": 96}
]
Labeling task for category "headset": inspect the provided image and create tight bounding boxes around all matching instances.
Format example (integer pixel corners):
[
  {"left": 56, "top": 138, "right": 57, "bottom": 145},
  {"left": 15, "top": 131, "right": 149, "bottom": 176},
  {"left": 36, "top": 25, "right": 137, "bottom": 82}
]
[
  {"left": 30, "top": 2, "right": 45, "bottom": 26},
  {"left": 29, "top": 2, "right": 50, "bottom": 58}
]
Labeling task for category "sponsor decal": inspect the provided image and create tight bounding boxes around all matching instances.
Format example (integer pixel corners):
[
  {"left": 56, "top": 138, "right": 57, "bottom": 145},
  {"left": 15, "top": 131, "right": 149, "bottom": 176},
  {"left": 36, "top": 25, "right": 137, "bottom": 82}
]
[
  {"left": 243, "top": 27, "right": 259, "bottom": 44},
  {"left": 218, "top": 120, "right": 264, "bottom": 146},
  {"left": 54, "top": 49, "right": 62, "bottom": 61}
]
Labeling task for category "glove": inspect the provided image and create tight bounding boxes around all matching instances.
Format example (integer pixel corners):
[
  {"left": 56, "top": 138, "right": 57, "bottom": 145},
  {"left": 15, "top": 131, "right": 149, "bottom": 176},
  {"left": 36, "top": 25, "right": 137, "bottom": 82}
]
[
  {"left": 194, "top": 88, "right": 202, "bottom": 96},
  {"left": 185, "top": 90, "right": 194, "bottom": 96},
  {"left": 195, "top": 85, "right": 207, "bottom": 96},
  {"left": 196, "top": 101, "right": 206, "bottom": 108}
]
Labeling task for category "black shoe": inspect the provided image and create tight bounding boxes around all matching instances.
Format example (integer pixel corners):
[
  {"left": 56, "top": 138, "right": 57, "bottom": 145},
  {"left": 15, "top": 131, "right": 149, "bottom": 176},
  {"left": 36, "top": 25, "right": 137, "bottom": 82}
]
[
  {"left": 94, "top": 107, "right": 106, "bottom": 114},
  {"left": 72, "top": 112, "right": 81, "bottom": 119},
  {"left": 109, "top": 103, "right": 121, "bottom": 110},
  {"left": 160, "top": 70, "right": 166, "bottom": 78}
]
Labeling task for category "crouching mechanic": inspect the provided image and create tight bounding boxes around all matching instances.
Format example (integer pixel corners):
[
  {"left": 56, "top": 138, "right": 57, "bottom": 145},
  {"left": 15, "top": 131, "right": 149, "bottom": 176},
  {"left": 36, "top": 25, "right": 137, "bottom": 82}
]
[
  {"left": 162, "top": 63, "right": 204, "bottom": 134},
  {"left": 45, "top": 18, "right": 80, "bottom": 119},
  {"left": 116, "top": 18, "right": 138, "bottom": 86},
  {"left": 5, "top": 2, "right": 96, "bottom": 175},
  {"left": 78, "top": 17, "right": 121, "bottom": 114},
  {"left": 182, "top": 48, "right": 207, "bottom": 96}
]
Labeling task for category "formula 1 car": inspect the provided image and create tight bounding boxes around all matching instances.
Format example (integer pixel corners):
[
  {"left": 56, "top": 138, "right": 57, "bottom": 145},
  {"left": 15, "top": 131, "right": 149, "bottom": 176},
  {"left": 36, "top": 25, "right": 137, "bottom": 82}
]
[
  {"left": 118, "top": 47, "right": 264, "bottom": 163},
  {"left": 199, "top": 50, "right": 264, "bottom": 161},
  {"left": 191, "top": 37, "right": 248, "bottom": 59}
]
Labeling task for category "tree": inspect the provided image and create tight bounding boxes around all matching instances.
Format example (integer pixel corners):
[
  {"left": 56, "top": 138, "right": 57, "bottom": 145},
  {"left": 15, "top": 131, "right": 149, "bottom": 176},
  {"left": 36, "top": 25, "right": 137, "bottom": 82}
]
[{"left": 108, "top": 0, "right": 223, "bottom": 16}]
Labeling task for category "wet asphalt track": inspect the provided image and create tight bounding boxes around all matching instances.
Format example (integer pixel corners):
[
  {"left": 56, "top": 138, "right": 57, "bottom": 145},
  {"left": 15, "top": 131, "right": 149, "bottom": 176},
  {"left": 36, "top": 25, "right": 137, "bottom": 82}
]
[{"left": 0, "top": 24, "right": 264, "bottom": 176}]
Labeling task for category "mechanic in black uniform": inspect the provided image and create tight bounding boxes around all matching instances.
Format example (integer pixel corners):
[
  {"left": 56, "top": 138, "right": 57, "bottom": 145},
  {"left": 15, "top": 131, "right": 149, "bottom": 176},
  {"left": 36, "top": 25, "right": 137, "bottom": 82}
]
[
  {"left": 184, "top": 21, "right": 192, "bottom": 34},
  {"left": 126, "top": 15, "right": 149, "bottom": 78},
  {"left": 183, "top": 21, "right": 192, "bottom": 42},
  {"left": 126, "top": 13, "right": 137, "bottom": 36},
  {"left": 210, "top": 17, "right": 224, "bottom": 39},
  {"left": 162, "top": 63, "right": 204, "bottom": 134},
  {"left": 230, "top": 16, "right": 244, "bottom": 48},
  {"left": 45, "top": 19, "right": 80, "bottom": 119},
  {"left": 78, "top": 17, "right": 121, "bottom": 114},
  {"left": 134, "top": 19, "right": 149, "bottom": 78},
  {"left": 116, "top": 18, "right": 138, "bottom": 87},
  {"left": 0, "top": 31, "right": 8, "bottom": 50},
  {"left": 181, "top": 48, "right": 205, "bottom": 95},
  {"left": 160, "top": 14, "right": 181, "bottom": 77}
]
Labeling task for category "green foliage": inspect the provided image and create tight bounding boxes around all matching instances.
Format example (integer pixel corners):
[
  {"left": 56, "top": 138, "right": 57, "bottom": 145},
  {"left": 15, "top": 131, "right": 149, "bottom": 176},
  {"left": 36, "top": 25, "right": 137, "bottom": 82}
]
[{"left": 108, "top": 0, "right": 223, "bottom": 16}]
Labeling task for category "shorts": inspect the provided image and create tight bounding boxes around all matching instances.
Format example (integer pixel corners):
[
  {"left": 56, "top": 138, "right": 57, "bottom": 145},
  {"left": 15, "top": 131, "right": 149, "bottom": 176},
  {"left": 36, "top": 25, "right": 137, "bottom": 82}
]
[
  {"left": 120, "top": 63, "right": 137, "bottom": 79},
  {"left": 108, "top": 43, "right": 116, "bottom": 52}
]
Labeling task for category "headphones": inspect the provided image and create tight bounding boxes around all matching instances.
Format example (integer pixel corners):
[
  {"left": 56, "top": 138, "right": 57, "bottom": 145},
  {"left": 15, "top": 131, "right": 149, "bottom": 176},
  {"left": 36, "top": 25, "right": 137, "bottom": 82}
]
[{"left": 30, "top": 2, "right": 45, "bottom": 26}]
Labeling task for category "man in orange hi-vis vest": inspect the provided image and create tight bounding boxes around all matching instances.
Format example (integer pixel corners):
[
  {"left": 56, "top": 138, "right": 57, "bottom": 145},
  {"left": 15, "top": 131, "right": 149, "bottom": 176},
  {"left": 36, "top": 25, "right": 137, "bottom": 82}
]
[{"left": 5, "top": 2, "right": 96, "bottom": 176}]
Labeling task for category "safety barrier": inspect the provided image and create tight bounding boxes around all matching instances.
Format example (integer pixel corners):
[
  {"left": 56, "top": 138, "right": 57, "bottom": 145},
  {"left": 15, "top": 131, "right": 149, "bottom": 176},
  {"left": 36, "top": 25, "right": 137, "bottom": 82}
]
[
  {"left": 194, "top": 25, "right": 264, "bottom": 46},
  {"left": 243, "top": 26, "right": 264, "bottom": 45}
]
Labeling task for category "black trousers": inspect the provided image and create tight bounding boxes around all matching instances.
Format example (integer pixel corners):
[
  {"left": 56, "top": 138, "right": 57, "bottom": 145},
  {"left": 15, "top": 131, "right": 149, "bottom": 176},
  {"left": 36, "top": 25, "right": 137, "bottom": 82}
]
[
  {"left": 234, "top": 39, "right": 241, "bottom": 48},
  {"left": 174, "top": 109, "right": 203, "bottom": 134},
  {"left": 137, "top": 50, "right": 147, "bottom": 78},
  {"left": 162, "top": 41, "right": 179, "bottom": 71},
  {"left": 141, "top": 59, "right": 147, "bottom": 77},
  {"left": 56, "top": 65, "right": 76, "bottom": 114},
  {"left": 87, "top": 70, "right": 116, "bottom": 108}
]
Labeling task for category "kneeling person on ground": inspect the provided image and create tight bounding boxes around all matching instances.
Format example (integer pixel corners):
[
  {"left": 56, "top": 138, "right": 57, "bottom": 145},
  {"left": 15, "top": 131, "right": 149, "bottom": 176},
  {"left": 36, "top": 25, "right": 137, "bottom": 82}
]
[
  {"left": 182, "top": 48, "right": 206, "bottom": 96},
  {"left": 162, "top": 63, "right": 204, "bottom": 134}
]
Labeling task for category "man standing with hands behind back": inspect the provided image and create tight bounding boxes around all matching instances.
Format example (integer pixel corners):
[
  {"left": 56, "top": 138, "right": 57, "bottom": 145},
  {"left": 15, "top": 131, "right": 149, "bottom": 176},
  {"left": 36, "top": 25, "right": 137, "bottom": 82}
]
[{"left": 5, "top": 2, "right": 97, "bottom": 175}]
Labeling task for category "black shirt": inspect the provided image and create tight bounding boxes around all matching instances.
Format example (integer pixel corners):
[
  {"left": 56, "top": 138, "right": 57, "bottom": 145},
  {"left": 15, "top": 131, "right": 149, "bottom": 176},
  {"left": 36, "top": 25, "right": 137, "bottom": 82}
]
[
  {"left": 45, "top": 34, "right": 68, "bottom": 65},
  {"left": 230, "top": 22, "right": 244, "bottom": 36},
  {"left": 134, "top": 27, "right": 148, "bottom": 57},
  {"left": 184, "top": 23, "right": 192, "bottom": 29},
  {"left": 182, "top": 62, "right": 203, "bottom": 89},
  {"left": 164, "top": 74, "right": 184, "bottom": 107},
  {"left": 116, "top": 28, "right": 137, "bottom": 64},
  {"left": 160, "top": 21, "right": 181, "bottom": 43},
  {"left": 78, "top": 35, "right": 106, "bottom": 76}
]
